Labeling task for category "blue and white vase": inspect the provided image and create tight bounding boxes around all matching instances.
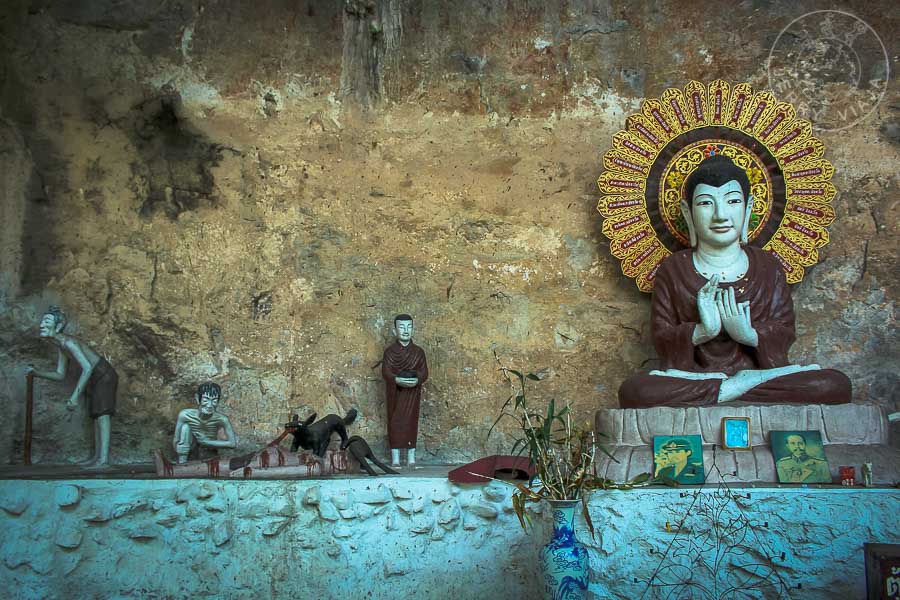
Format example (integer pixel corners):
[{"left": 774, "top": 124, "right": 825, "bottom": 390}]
[{"left": 540, "top": 499, "right": 589, "bottom": 600}]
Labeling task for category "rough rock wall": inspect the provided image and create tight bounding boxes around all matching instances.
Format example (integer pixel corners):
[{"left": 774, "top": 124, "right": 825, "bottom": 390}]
[{"left": 0, "top": 1, "right": 896, "bottom": 464}]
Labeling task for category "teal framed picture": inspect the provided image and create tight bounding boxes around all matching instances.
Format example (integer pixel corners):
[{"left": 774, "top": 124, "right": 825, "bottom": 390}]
[
  {"left": 653, "top": 435, "right": 705, "bottom": 484},
  {"left": 721, "top": 417, "right": 751, "bottom": 450}
]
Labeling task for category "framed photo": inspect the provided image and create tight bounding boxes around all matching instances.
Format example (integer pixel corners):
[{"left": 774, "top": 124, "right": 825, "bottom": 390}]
[
  {"left": 721, "top": 417, "right": 751, "bottom": 450},
  {"left": 653, "top": 435, "right": 705, "bottom": 484},
  {"left": 864, "top": 543, "right": 900, "bottom": 600},
  {"left": 770, "top": 430, "right": 831, "bottom": 484}
]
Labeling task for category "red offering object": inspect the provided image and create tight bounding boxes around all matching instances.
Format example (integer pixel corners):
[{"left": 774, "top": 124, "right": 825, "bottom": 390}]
[
  {"left": 840, "top": 465, "right": 856, "bottom": 486},
  {"left": 448, "top": 455, "right": 535, "bottom": 484}
]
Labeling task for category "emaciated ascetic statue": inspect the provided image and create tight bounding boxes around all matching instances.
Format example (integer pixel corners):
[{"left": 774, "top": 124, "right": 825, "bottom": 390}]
[
  {"left": 172, "top": 382, "right": 237, "bottom": 463},
  {"left": 27, "top": 306, "right": 118, "bottom": 466},
  {"left": 619, "top": 155, "right": 851, "bottom": 407}
]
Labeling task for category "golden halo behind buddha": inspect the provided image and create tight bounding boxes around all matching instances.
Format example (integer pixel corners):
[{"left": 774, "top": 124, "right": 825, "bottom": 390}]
[{"left": 597, "top": 79, "right": 836, "bottom": 292}]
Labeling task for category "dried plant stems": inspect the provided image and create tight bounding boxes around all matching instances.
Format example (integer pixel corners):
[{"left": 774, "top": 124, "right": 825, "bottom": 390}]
[{"left": 488, "top": 352, "right": 654, "bottom": 534}]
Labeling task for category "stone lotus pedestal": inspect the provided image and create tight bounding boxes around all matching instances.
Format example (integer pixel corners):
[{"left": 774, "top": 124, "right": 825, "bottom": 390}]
[{"left": 594, "top": 404, "right": 900, "bottom": 484}]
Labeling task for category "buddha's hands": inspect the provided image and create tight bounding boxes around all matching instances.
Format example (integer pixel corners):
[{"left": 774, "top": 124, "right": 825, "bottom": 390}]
[
  {"left": 716, "top": 286, "right": 758, "bottom": 346},
  {"left": 693, "top": 275, "right": 722, "bottom": 345}
]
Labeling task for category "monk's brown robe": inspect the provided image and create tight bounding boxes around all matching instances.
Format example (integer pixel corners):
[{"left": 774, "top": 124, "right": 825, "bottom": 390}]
[
  {"left": 382, "top": 341, "right": 429, "bottom": 448},
  {"left": 619, "top": 246, "right": 851, "bottom": 408}
]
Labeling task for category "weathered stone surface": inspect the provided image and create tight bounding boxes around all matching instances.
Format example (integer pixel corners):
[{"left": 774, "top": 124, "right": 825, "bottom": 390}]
[
  {"left": 383, "top": 557, "right": 412, "bottom": 577},
  {"left": 466, "top": 502, "right": 499, "bottom": 519},
  {"left": 324, "top": 540, "right": 341, "bottom": 558},
  {"left": 294, "top": 531, "right": 318, "bottom": 550},
  {"left": 82, "top": 506, "right": 113, "bottom": 523},
  {"left": 125, "top": 524, "right": 162, "bottom": 540},
  {"left": 302, "top": 486, "right": 321, "bottom": 506},
  {"left": 430, "top": 488, "right": 451, "bottom": 504},
  {"left": 60, "top": 553, "right": 82, "bottom": 576},
  {"left": 355, "top": 504, "right": 377, "bottom": 520},
  {"left": 408, "top": 513, "right": 433, "bottom": 534},
  {"left": 204, "top": 495, "right": 228, "bottom": 513},
  {"left": 333, "top": 524, "right": 353, "bottom": 539},
  {"left": 260, "top": 518, "right": 290, "bottom": 537},
  {"left": 330, "top": 492, "right": 352, "bottom": 511},
  {"left": 175, "top": 483, "right": 210, "bottom": 504},
  {"left": 317, "top": 502, "right": 340, "bottom": 522},
  {"left": 389, "top": 485, "right": 414, "bottom": 500},
  {"left": 155, "top": 506, "right": 186, "bottom": 528},
  {"left": 0, "top": 490, "right": 29, "bottom": 516},
  {"left": 353, "top": 484, "right": 391, "bottom": 505},
  {"left": 54, "top": 526, "right": 83, "bottom": 549},
  {"left": 235, "top": 498, "right": 269, "bottom": 519},
  {"left": 482, "top": 483, "right": 508, "bottom": 503},
  {"left": 113, "top": 499, "right": 152, "bottom": 519},
  {"left": 397, "top": 497, "right": 425, "bottom": 514},
  {"left": 55, "top": 485, "right": 82, "bottom": 508},
  {"left": 437, "top": 500, "right": 460, "bottom": 529},
  {"left": 269, "top": 496, "right": 297, "bottom": 518},
  {"left": 212, "top": 521, "right": 233, "bottom": 547}
]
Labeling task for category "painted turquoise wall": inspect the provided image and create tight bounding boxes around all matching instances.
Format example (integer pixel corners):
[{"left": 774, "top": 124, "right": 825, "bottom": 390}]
[{"left": 0, "top": 479, "right": 897, "bottom": 598}]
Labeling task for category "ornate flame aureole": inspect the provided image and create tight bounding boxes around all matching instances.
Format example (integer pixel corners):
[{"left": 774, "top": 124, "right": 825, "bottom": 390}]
[{"left": 597, "top": 79, "right": 837, "bottom": 292}]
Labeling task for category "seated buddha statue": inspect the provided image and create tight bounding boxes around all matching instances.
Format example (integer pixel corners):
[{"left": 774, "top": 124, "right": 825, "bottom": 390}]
[{"left": 619, "top": 155, "right": 851, "bottom": 408}]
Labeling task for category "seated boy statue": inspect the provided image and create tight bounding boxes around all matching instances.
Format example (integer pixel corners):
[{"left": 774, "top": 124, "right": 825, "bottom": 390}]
[{"left": 172, "top": 382, "right": 237, "bottom": 463}]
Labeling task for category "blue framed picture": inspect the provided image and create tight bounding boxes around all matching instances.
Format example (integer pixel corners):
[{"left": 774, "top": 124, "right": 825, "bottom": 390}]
[{"left": 721, "top": 417, "right": 751, "bottom": 450}]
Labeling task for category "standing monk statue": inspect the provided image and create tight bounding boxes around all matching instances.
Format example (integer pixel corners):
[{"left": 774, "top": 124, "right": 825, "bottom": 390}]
[
  {"left": 382, "top": 314, "right": 428, "bottom": 468},
  {"left": 619, "top": 155, "right": 851, "bottom": 407},
  {"left": 26, "top": 306, "right": 117, "bottom": 466}
]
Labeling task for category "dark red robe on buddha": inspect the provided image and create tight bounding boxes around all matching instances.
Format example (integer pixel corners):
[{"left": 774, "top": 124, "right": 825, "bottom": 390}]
[
  {"left": 619, "top": 246, "right": 851, "bottom": 407},
  {"left": 382, "top": 341, "right": 429, "bottom": 448}
]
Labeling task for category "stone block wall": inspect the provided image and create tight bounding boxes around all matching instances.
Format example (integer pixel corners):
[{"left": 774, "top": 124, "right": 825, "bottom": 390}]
[
  {"left": 0, "top": 478, "right": 897, "bottom": 598},
  {"left": 0, "top": 477, "right": 540, "bottom": 599}
]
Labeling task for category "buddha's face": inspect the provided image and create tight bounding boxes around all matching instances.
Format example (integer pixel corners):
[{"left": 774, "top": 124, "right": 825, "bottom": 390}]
[
  {"left": 394, "top": 320, "right": 414, "bottom": 345},
  {"left": 690, "top": 180, "right": 746, "bottom": 249}
]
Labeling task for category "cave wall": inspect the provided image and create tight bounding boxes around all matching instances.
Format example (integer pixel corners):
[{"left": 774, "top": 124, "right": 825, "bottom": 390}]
[{"left": 0, "top": 0, "right": 897, "bottom": 464}]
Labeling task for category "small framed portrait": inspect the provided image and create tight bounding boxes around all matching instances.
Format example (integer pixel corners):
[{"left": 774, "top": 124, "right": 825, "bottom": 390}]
[
  {"left": 721, "top": 417, "right": 751, "bottom": 450},
  {"left": 653, "top": 435, "right": 705, "bottom": 484},
  {"left": 770, "top": 430, "right": 831, "bottom": 484}
]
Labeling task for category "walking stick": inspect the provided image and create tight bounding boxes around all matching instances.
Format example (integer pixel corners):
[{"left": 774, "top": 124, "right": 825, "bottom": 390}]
[{"left": 24, "top": 372, "right": 34, "bottom": 465}]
